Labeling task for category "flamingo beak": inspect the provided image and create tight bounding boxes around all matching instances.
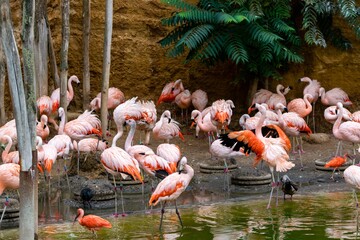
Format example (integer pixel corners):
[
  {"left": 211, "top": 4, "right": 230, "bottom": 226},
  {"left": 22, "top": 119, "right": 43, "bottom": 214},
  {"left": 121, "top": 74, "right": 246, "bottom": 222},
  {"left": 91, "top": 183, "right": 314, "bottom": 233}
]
[
  {"left": 73, "top": 214, "right": 79, "bottom": 225},
  {"left": 190, "top": 120, "right": 196, "bottom": 129}
]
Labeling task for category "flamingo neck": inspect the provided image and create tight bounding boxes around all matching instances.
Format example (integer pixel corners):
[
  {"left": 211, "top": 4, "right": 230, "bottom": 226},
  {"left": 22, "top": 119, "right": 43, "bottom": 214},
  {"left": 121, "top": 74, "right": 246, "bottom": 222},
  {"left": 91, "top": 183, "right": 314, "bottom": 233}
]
[
  {"left": 304, "top": 95, "right": 312, "bottom": 110},
  {"left": 275, "top": 108, "right": 286, "bottom": 130},
  {"left": 276, "top": 85, "right": 283, "bottom": 95},
  {"left": 95, "top": 98, "right": 101, "bottom": 109},
  {"left": 255, "top": 110, "right": 266, "bottom": 139},
  {"left": 3, "top": 136, "right": 12, "bottom": 155},
  {"left": 125, "top": 123, "right": 136, "bottom": 152},
  {"left": 67, "top": 77, "right": 75, "bottom": 99},
  {"left": 58, "top": 114, "right": 66, "bottom": 135},
  {"left": 332, "top": 106, "right": 343, "bottom": 138},
  {"left": 112, "top": 132, "right": 122, "bottom": 147}
]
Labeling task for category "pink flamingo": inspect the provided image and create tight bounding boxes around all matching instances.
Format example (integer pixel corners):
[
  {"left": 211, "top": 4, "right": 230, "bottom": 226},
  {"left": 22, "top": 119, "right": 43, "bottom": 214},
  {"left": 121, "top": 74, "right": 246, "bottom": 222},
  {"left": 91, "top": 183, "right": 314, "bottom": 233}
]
[
  {"left": 344, "top": 164, "right": 360, "bottom": 207},
  {"left": 324, "top": 105, "right": 352, "bottom": 124},
  {"left": 73, "top": 138, "right": 108, "bottom": 162},
  {"left": 149, "top": 156, "right": 194, "bottom": 229},
  {"left": 191, "top": 109, "right": 217, "bottom": 145},
  {"left": 300, "top": 77, "right": 321, "bottom": 132},
  {"left": 175, "top": 89, "right": 192, "bottom": 123},
  {"left": 90, "top": 87, "right": 125, "bottom": 111},
  {"left": 287, "top": 93, "right": 313, "bottom": 118},
  {"left": 156, "top": 143, "right": 181, "bottom": 173},
  {"left": 239, "top": 114, "right": 261, "bottom": 130},
  {"left": 253, "top": 103, "right": 279, "bottom": 122},
  {"left": 332, "top": 102, "right": 360, "bottom": 156},
  {"left": 157, "top": 79, "right": 184, "bottom": 105},
  {"left": 136, "top": 100, "right": 157, "bottom": 145},
  {"left": 1, "top": 135, "right": 19, "bottom": 164},
  {"left": 101, "top": 132, "right": 143, "bottom": 216},
  {"left": 210, "top": 99, "right": 235, "bottom": 133},
  {"left": 153, "top": 110, "right": 184, "bottom": 143},
  {"left": 275, "top": 103, "right": 312, "bottom": 169},
  {"left": 191, "top": 89, "right": 208, "bottom": 111},
  {"left": 266, "top": 85, "right": 291, "bottom": 110},
  {"left": 0, "top": 163, "right": 20, "bottom": 195},
  {"left": 220, "top": 103, "right": 294, "bottom": 208},
  {"left": 50, "top": 75, "right": 80, "bottom": 112},
  {"left": 319, "top": 87, "right": 352, "bottom": 106},
  {"left": 0, "top": 119, "right": 17, "bottom": 145},
  {"left": 37, "top": 142, "right": 58, "bottom": 179},
  {"left": 36, "top": 115, "right": 50, "bottom": 141},
  {"left": 36, "top": 95, "right": 59, "bottom": 130}
]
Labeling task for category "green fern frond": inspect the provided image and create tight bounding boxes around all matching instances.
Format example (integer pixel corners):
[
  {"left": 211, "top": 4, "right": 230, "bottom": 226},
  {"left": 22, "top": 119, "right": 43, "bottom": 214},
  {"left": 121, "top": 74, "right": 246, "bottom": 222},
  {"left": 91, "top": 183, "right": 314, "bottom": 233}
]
[
  {"left": 158, "top": 25, "right": 193, "bottom": 47},
  {"left": 259, "top": 45, "right": 273, "bottom": 62},
  {"left": 225, "top": 36, "right": 249, "bottom": 64},
  {"left": 196, "top": 32, "right": 226, "bottom": 60},
  {"left": 248, "top": 0, "right": 264, "bottom": 16},
  {"left": 302, "top": 4, "right": 318, "bottom": 30},
  {"left": 246, "top": 24, "right": 283, "bottom": 44},
  {"left": 176, "top": 24, "right": 215, "bottom": 50},
  {"left": 167, "top": 43, "right": 186, "bottom": 58},
  {"left": 270, "top": 18, "right": 295, "bottom": 34},
  {"left": 304, "top": 26, "right": 327, "bottom": 47},
  {"left": 232, "top": 8, "right": 260, "bottom": 22},
  {"left": 216, "top": 12, "right": 248, "bottom": 24},
  {"left": 338, "top": 0, "right": 357, "bottom": 19},
  {"left": 177, "top": 10, "right": 217, "bottom": 23}
]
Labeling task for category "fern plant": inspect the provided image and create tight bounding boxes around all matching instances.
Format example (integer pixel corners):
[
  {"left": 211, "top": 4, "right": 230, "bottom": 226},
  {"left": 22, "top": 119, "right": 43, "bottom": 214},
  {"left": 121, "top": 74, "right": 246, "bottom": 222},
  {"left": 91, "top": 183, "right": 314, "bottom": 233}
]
[{"left": 159, "top": 0, "right": 304, "bottom": 81}]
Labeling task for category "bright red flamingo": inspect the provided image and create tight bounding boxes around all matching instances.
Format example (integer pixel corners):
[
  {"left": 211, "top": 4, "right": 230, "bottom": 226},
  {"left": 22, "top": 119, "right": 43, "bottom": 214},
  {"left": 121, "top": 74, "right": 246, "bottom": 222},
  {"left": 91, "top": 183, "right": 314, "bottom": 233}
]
[
  {"left": 153, "top": 110, "right": 184, "bottom": 143},
  {"left": 36, "top": 115, "right": 50, "bottom": 141},
  {"left": 324, "top": 153, "right": 351, "bottom": 180},
  {"left": 149, "top": 156, "right": 194, "bottom": 230},
  {"left": 275, "top": 103, "right": 312, "bottom": 169},
  {"left": 74, "top": 208, "right": 112, "bottom": 236},
  {"left": 157, "top": 79, "right": 184, "bottom": 105},
  {"left": 50, "top": 75, "right": 80, "bottom": 112},
  {"left": 156, "top": 143, "right": 181, "bottom": 173},
  {"left": 300, "top": 77, "right": 321, "bottom": 132},
  {"left": 332, "top": 102, "right": 360, "bottom": 156},
  {"left": 191, "top": 89, "right": 208, "bottom": 111},
  {"left": 101, "top": 132, "right": 143, "bottom": 216},
  {"left": 319, "top": 87, "right": 352, "bottom": 106},
  {"left": 220, "top": 103, "right": 294, "bottom": 208},
  {"left": 0, "top": 163, "right": 19, "bottom": 196},
  {"left": 344, "top": 164, "right": 360, "bottom": 207}
]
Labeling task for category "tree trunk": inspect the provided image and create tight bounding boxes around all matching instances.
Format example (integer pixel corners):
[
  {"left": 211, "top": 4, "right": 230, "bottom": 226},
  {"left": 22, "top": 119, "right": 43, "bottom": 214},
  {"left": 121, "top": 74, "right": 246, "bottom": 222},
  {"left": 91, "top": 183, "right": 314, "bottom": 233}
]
[
  {"left": 0, "top": 0, "right": 36, "bottom": 239},
  {"left": 0, "top": 35, "right": 5, "bottom": 125},
  {"left": 34, "top": 0, "right": 48, "bottom": 98},
  {"left": 46, "top": 11, "right": 59, "bottom": 88},
  {"left": 247, "top": 77, "right": 259, "bottom": 107},
  {"left": 100, "top": 0, "right": 113, "bottom": 138},
  {"left": 60, "top": 0, "right": 69, "bottom": 119},
  {"left": 82, "top": 0, "right": 90, "bottom": 111}
]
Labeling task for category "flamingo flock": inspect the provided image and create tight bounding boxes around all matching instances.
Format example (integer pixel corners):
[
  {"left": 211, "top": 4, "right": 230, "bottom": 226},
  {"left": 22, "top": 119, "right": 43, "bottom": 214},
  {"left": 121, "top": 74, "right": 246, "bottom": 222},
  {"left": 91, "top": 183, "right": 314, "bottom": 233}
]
[{"left": 2, "top": 74, "right": 360, "bottom": 233}]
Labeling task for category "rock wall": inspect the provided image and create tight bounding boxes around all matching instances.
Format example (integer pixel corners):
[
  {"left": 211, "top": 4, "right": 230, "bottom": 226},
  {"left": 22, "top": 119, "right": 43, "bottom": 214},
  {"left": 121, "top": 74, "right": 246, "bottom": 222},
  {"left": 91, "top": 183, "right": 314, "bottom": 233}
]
[{"left": 3, "top": 1, "right": 360, "bottom": 125}]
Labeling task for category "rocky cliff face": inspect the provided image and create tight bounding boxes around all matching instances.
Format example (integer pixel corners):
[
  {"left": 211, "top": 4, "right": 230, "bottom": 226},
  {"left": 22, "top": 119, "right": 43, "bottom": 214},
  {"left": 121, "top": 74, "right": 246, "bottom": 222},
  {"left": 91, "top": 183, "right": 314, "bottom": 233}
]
[{"left": 4, "top": 1, "right": 360, "bottom": 124}]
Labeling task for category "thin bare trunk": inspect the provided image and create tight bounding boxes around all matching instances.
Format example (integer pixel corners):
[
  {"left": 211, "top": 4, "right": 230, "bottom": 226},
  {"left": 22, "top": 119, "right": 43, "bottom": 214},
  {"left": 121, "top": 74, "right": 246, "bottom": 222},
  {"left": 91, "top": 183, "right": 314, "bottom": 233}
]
[
  {"left": 100, "top": 0, "right": 113, "bottom": 138},
  {"left": 60, "top": 0, "right": 69, "bottom": 119},
  {"left": 0, "top": 36, "right": 5, "bottom": 125},
  {"left": 1, "top": 0, "right": 37, "bottom": 239},
  {"left": 82, "top": 0, "right": 90, "bottom": 111},
  {"left": 247, "top": 78, "right": 259, "bottom": 107},
  {"left": 46, "top": 12, "right": 59, "bottom": 88}
]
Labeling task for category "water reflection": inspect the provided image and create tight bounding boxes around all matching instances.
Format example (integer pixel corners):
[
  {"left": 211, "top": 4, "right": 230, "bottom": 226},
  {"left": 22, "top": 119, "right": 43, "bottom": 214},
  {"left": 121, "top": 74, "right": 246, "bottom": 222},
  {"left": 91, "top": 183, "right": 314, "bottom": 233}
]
[{"left": 2, "top": 192, "right": 360, "bottom": 239}]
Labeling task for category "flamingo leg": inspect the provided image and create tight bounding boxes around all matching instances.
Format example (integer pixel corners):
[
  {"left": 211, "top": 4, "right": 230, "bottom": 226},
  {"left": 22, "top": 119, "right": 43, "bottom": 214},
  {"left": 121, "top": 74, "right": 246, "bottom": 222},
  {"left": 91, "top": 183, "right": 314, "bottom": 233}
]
[
  {"left": 77, "top": 142, "right": 80, "bottom": 175},
  {"left": 0, "top": 197, "right": 9, "bottom": 229},
  {"left": 112, "top": 176, "right": 118, "bottom": 217},
  {"left": 276, "top": 172, "right": 280, "bottom": 207},
  {"left": 335, "top": 140, "right": 342, "bottom": 156},
  {"left": 330, "top": 169, "right": 336, "bottom": 180},
  {"left": 298, "top": 145, "right": 304, "bottom": 170},
  {"left": 267, "top": 169, "right": 276, "bottom": 209},
  {"left": 312, "top": 102, "right": 316, "bottom": 133},
  {"left": 354, "top": 189, "right": 359, "bottom": 208},
  {"left": 159, "top": 201, "right": 166, "bottom": 230},
  {"left": 63, "top": 156, "right": 71, "bottom": 192},
  {"left": 175, "top": 201, "right": 183, "bottom": 228},
  {"left": 223, "top": 158, "right": 230, "bottom": 192}
]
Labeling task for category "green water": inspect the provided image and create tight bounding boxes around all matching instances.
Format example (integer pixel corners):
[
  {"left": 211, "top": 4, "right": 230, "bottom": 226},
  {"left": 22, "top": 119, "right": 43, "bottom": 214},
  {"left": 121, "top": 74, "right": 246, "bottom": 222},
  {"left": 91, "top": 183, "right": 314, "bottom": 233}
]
[{"left": 1, "top": 191, "right": 360, "bottom": 239}]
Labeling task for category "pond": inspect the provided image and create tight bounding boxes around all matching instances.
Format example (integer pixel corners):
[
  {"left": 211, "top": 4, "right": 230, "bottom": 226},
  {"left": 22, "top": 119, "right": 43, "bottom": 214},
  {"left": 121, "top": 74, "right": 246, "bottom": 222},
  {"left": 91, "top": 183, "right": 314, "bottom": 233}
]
[{"left": 1, "top": 190, "right": 359, "bottom": 239}]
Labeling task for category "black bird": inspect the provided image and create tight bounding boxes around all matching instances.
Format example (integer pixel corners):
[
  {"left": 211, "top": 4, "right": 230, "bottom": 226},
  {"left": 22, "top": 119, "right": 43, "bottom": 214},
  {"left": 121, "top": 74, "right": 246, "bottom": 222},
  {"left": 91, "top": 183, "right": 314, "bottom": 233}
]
[
  {"left": 281, "top": 175, "right": 298, "bottom": 200},
  {"left": 80, "top": 187, "right": 94, "bottom": 209}
]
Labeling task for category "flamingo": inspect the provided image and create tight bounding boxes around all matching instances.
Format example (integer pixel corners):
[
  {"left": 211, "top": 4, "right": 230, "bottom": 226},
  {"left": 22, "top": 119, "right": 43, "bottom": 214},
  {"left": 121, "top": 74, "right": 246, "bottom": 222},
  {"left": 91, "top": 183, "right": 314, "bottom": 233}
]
[
  {"left": 287, "top": 93, "right": 313, "bottom": 118},
  {"left": 73, "top": 208, "right": 112, "bottom": 236},
  {"left": 1, "top": 135, "right": 19, "bottom": 164},
  {"left": 319, "top": 87, "right": 352, "bottom": 106},
  {"left": 73, "top": 138, "right": 108, "bottom": 162},
  {"left": 0, "top": 163, "right": 20, "bottom": 196},
  {"left": 153, "top": 110, "right": 184, "bottom": 143},
  {"left": 332, "top": 102, "right": 360, "bottom": 156},
  {"left": 149, "top": 156, "right": 194, "bottom": 229},
  {"left": 125, "top": 119, "right": 173, "bottom": 180},
  {"left": 89, "top": 87, "right": 125, "bottom": 111},
  {"left": 210, "top": 99, "right": 235, "bottom": 133},
  {"left": 191, "top": 89, "right": 208, "bottom": 111},
  {"left": 0, "top": 119, "right": 17, "bottom": 145},
  {"left": 37, "top": 142, "right": 58, "bottom": 179},
  {"left": 50, "top": 75, "right": 80, "bottom": 112},
  {"left": 344, "top": 163, "right": 360, "bottom": 207},
  {"left": 36, "top": 95, "right": 59, "bottom": 130},
  {"left": 100, "top": 132, "right": 143, "bottom": 216},
  {"left": 136, "top": 100, "right": 157, "bottom": 145},
  {"left": 266, "top": 85, "right": 291, "bottom": 110},
  {"left": 36, "top": 115, "right": 50, "bottom": 141},
  {"left": 220, "top": 103, "right": 294, "bottom": 208},
  {"left": 174, "top": 89, "right": 192, "bottom": 123},
  {"left": 300, "top": 77, "right": 321, "bottom": 132},
  {"left": 324, "top": 105, "right": 352, "bottom": 124},
  {"left": 156, "top": 143, "right": 181, "bottom": 173},
  {"left": 324, "top": 153, "right": 351, "bottom": 180},
  {"left": 191, "top": 109, "right": 217, "bottom": 145},
  {"left": 156, "top": 79, "right": 184, "bottom": 105},
  {"left": 275, "top": 103, "right": 312, "bottom": 169}
]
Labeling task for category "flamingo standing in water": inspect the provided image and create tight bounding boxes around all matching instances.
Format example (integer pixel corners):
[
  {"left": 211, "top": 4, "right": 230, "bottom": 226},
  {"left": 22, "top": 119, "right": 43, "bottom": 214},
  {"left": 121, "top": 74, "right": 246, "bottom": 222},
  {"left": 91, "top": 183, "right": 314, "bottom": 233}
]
[
  {"left": 220, "top": 103, "right": 294, "bottom": 208},
  {"left": 332, "top": 102, "right": 360, "bottom": 156},
  {"left": 36, "top": 115, "right": 50, "bottom": 141},
  {"left": 156, "top": 79, "right": 184, "bottom": 105},
  {"left": 73, "top": 208, "right": 112, "bottom": 236},
  {"left": 344, "top": 164, "right": 360, "bottom": 207},
  {"left": 153, "top": 110, "right": 184, "bottom": 143},
  {"left": 191, "top": 89, "right": 208, "bottom": 111},
  {"left": 50, "top": 75, "right": 80, "bottom": 112},
  {"left": 300, "top": 77, "right": 321, "bottom": 132},
  {"left": 319, "top": 87, "right": 352, "bottom": 106},
  {"left": 149, "top": 156, "right": 194, "bottom": 229}
]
